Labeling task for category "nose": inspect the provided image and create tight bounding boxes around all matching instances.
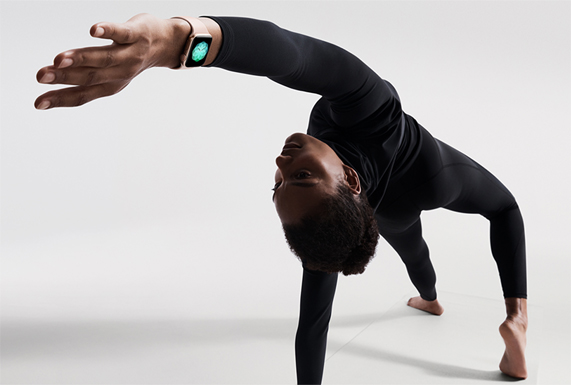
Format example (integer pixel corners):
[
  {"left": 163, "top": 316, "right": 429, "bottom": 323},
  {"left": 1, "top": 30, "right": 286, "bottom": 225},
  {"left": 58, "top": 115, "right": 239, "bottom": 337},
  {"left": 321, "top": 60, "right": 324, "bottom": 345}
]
[{"left": 275, "top": 154, "right": 292, "bottom": 170}]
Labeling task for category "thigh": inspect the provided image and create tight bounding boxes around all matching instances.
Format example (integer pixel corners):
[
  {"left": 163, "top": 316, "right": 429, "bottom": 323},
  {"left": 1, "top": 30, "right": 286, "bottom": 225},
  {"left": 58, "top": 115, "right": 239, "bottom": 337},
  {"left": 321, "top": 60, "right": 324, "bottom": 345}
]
[
  {"left": 433, "top": 139, "right": 517, "bottom": 218},
  {"left": 377, "top": 128, "right": 516, "bottom": 224}
]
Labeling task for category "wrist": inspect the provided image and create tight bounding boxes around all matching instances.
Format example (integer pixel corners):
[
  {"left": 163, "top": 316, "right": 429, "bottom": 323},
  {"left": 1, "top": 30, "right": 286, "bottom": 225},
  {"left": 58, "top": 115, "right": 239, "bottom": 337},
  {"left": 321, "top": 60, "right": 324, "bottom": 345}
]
[
  {"left": 170, "top": 17, "right": 222, "bottom": 69},
  {"left": 160, "top": 18, "right": 191, "bottom": 69}
]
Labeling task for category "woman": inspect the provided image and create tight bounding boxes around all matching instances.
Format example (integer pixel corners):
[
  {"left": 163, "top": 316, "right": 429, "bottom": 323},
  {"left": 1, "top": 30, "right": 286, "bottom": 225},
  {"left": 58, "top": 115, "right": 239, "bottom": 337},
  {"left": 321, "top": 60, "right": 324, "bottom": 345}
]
[{"left": 35, "top": 14, "right": 528, "bottom": 384}]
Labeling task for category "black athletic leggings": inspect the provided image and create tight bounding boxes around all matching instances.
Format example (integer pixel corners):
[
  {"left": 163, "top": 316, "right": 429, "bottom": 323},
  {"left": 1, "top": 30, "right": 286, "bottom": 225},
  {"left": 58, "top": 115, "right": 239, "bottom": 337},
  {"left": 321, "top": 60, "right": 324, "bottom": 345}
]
[{"left": 375, "top": 126, "right": 527, "bottom": 300}]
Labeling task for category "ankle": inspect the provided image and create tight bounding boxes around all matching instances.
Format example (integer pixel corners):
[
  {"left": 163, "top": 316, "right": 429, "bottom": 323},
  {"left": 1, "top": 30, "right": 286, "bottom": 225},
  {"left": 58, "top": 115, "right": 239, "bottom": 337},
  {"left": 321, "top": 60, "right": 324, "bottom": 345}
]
[{"left": 504, "top": 298, "right": 528, "bottom": 325}]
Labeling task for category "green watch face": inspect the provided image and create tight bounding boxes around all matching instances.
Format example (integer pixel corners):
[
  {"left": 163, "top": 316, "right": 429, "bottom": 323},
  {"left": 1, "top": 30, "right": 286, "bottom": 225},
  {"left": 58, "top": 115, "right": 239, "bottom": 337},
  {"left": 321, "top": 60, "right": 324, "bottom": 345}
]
[
  {"left": 192, "top": 41, "right": 209, "bottom": 62},
  {"left": 184, "top": 36, "right": 213, "bottom": 67}
]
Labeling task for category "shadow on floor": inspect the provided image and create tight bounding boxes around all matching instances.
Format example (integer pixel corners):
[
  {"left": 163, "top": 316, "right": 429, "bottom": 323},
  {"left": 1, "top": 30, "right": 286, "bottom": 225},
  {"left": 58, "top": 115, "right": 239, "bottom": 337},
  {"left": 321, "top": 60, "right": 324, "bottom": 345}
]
[
  {"left": 3, "top": 308, "right": 524, "bottom": 383},
  {"left": 336, "top": 342, "right": 521, "bottom": 382},
  {"left": 2, "top": 317, "right": 296, "bottom": 360}
]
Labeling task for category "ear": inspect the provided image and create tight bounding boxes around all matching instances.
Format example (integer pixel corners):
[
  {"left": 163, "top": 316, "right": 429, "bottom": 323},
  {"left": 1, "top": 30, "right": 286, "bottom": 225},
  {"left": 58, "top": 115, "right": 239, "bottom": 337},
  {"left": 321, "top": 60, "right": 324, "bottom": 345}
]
[{"left": 342, "top": 165, "right": 361, "bottom": 195}]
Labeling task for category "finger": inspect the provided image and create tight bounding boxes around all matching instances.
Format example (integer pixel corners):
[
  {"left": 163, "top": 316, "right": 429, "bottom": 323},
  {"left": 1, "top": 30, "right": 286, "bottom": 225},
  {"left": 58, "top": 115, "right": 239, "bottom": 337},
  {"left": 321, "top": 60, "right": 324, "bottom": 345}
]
[
  {"left": 34, "top": 81, "right": 130, "bottom": 109},
  {"left": 36, "top": 65, "right": 57, "bottom": 83},
  {"left": 38, "top": 64, "right": 141, "bottom": 87},
  {"left": 90, "top": 21, "right": 137, "bottom": 45},
  {"left": 53, "top": 44, "right": 131, "bottom": 70}
]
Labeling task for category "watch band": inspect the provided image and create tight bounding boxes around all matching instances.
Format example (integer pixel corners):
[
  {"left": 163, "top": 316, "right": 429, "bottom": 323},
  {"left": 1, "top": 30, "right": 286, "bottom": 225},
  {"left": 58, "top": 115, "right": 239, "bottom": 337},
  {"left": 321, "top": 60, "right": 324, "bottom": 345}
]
[{"left": 171, "top": 17, "right": 212, "bottom": 69}]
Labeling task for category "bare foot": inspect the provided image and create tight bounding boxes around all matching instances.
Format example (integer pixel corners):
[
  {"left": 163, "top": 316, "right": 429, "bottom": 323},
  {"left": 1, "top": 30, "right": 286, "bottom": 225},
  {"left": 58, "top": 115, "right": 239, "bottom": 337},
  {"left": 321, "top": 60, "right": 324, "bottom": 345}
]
[
  {"left": 499, "top": 298, "right": 528, "bottom": 379},
  {"left": 407, "top": 296, "right": 444, "bottom": 315}
]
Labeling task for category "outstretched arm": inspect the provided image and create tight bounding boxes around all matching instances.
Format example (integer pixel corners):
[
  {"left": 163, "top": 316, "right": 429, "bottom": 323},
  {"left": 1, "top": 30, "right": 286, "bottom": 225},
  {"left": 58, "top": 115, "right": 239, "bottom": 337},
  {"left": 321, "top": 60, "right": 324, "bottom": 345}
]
[
  {"left": 208, "top": 16, "right": 394, "bottom": 128},
  {"left": 296, "top": 268, "right": 338, "bottom": 384},
  {"left": 34, "top": 14, "right": 222, "bottom": 109},
  {"left": 36, "top": 14, "right": 395, "bottom": 129}
]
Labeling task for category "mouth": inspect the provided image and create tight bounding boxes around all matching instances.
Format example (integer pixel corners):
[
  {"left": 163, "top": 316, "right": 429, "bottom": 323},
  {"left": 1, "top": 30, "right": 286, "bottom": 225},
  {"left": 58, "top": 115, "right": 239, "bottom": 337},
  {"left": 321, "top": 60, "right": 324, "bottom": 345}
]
[{"left": 282, "top": 142, "right": 301, "bottom": 150}]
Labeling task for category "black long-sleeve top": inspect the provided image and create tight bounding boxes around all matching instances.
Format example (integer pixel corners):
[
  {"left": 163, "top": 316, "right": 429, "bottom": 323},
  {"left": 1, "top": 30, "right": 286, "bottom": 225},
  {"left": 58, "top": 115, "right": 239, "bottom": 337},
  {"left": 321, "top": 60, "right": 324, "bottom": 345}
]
[{"left": 207, "top": 16, "right": 423, "bottom": 384}]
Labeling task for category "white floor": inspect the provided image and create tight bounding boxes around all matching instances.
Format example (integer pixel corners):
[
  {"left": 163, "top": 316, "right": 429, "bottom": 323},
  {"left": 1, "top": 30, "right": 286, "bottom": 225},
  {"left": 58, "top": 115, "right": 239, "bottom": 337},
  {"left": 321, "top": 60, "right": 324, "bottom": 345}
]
[
  {"left": 324, "top": 292, "right": 542, "bottom": 384},
  {"left": 2, "top": 220, "right": 569, "bottom": 384},
  {"left": 2, "top": 292, "right": 565, "bottom": 384}
]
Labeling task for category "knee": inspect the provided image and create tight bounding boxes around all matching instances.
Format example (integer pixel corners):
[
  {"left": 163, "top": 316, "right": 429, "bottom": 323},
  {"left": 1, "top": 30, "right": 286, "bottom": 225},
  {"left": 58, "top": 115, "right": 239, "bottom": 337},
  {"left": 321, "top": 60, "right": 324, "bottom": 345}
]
[{"left": 485, "top": 199, "right": 520, "bottom": 221}]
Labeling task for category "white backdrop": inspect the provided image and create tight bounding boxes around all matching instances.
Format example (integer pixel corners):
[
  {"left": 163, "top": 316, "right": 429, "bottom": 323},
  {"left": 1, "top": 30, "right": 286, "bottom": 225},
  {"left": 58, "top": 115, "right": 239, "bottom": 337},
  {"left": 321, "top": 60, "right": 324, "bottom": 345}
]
[{"left": 1, "top": 1, "right": 570, "bottom": 382}]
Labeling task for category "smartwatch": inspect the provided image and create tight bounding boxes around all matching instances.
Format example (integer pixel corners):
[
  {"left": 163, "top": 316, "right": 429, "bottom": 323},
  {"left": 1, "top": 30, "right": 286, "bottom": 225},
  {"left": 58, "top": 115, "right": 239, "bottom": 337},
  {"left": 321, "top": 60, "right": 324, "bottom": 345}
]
[{"left": 172, "top": 17, "right": 213, "bottom": 68}]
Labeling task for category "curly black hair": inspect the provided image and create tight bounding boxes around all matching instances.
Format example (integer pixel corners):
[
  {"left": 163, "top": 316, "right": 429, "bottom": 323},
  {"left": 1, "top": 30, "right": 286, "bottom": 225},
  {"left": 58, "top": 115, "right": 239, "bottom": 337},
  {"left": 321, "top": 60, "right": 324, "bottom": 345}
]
[{"left": 282, "top": 182, "right": 379, "bottom": 275}]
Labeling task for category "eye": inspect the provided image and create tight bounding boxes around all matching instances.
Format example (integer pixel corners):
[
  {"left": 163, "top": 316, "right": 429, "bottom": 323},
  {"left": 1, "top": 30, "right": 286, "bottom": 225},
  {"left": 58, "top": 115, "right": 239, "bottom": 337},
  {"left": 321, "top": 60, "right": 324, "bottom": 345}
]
[
  {"left": 271, "top": 181, "right": 281, "bottom": 202},
  {"left": 296, "top": 171, "right": 310, "bottom": 179}
]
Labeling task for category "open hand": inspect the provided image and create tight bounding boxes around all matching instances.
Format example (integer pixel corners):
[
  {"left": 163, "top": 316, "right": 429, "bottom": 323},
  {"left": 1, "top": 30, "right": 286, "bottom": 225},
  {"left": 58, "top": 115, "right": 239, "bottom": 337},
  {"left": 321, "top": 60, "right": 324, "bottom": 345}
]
[{"left": 34, "top": 13, "right": 188, "bottom": 109}]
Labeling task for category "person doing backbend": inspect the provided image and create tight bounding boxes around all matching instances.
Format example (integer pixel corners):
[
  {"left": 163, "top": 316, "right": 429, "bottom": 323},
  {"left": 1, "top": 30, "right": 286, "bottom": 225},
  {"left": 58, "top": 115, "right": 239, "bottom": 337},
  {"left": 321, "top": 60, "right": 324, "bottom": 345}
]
[{"left": 35, "top": 13, "right": 529, "bottom": 384}]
